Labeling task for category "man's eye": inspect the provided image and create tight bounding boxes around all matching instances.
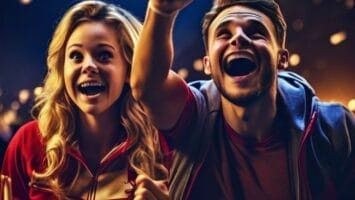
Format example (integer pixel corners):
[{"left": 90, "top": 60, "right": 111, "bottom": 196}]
[
  {"left": 97, "top": 51, "right": 113, "bottom": 63},
  {"left": 69, "top": 51, "right": 83, "bottom": 63},
  {"left": 250, "top": 32, "right": 266, "bottom": 39},
  {"left": 217, "top": 30, "right": 232, "bottom": 39},
  {"left": 247, "top": 27, "right": 267, "bottom": 40}
]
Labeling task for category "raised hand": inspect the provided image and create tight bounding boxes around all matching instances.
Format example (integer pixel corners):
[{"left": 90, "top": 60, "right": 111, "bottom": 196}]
[{"left": 149, "top": 0, "right": 193, "bottom": 15}]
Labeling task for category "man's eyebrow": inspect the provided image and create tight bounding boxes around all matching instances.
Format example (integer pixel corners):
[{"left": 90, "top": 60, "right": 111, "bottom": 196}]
[
  {"left": 214, "top": 18, "right": 266, "bottom": 33},
  {"left": 213, "top": 11, "right": 263, "bottom": 30}
]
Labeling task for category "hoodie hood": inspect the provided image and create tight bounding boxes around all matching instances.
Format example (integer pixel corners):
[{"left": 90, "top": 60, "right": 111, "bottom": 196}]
[
  {"left": 277, "top": 71, "right": 318, "bottom": 132},
  {"left": 190, "top": 71, "right": 319, "bottom": 133}
]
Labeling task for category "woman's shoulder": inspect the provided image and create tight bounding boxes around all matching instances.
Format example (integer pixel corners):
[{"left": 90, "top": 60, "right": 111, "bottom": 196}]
[
  {"left": 7, "top": 120, "right": 44, "bottom": 157},
  {"left": 12, "top": 120, "right": 41, "bottom": 141}
]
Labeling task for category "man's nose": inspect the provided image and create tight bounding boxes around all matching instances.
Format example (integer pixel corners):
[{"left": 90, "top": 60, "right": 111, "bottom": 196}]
[{"left": 229, "top": 28, "right": 251, "bottom": 47}]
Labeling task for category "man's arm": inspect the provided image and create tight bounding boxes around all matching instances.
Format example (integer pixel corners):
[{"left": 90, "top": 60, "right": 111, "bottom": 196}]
[{"left": 131, "top": 0, "right": 193, "bottom": 130}]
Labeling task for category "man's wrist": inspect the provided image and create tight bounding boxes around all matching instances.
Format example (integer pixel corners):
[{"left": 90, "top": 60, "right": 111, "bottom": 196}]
[{"left": 148, "top": 2, "right": 178, "bottom": 17}]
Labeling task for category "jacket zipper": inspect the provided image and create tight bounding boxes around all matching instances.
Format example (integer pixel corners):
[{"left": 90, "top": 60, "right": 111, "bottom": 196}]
[{"left": 297, "top": 111, "right": 318, "bottom": 200}]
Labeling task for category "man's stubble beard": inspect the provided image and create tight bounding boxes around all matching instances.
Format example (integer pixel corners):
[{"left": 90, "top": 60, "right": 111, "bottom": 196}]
[{"left": 213, "top": 67, "right": 275, "bottom": 107}]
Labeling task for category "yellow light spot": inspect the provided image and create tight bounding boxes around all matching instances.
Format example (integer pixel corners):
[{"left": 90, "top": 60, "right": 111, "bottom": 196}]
[
  {"left": 20, "top": 0, "right": 32, "bottom": 5},
  {"left": 330, "top": 31, "right": 347, "bottom": 45},
  {"left": 33, "top": 86, "right": 43, "bottom": 97},
  {"left": 177, "top": 68, "right": 189, "bottom": 80},
  {"left": 2, "top": 110, "right": 17, "bottom": 125},
  {"left": 19, "top": 89, "right": 30, "bottom": 104},
  {"left": 193, "top": 59, "right": 204, "bottom": 72},
  {"left": 289, "top": 54, "right": 301, "bottom": 67},
  {"left": 348, "top": 99, "right": 355, "bottom": 112}
]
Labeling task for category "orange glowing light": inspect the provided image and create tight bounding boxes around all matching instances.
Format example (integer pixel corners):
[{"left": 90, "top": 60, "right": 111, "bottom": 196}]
[
  {"left": 348, "top": 99, "right": 355, "bottom": 112},
  {"left": 289, "top": 54, "right": 301, "bottom": 67},
  {"left": 330, "top": 31, "right": 347, "bottom": 45}
]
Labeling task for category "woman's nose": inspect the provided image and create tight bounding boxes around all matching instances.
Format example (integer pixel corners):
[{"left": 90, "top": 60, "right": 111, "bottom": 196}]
[{"left": 82, "top": 57, "right": 99, "bottom": 74}]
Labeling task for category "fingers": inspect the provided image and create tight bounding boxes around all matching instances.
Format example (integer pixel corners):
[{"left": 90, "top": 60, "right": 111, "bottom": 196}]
[
  {"left": 150, "top": 0, "right": 194, "bottom": 14},
  {"left": 134, "top": 187, "right": 157, "bottom": 200},
  {"left": 134, "top": 174, "right": 169, "bottom": 200}
]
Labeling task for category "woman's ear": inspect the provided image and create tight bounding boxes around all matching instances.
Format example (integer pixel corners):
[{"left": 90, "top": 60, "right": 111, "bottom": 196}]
[
  {"left": 277, "top": 49, "right": 289, "bottom": 70},
  {"left": 203, "top": 56, "right": 212, "bottom": 75},
  {"left": 125, "top": 69, "right": 130, "bottom": 83}
]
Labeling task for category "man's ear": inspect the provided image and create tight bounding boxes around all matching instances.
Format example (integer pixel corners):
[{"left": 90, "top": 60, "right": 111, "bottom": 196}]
[
  {"left": 277, "top": 49, "right": 289, "bottom": 70},
  {"left": 203, "top": 56, "right": 212, "bottom": 75}
]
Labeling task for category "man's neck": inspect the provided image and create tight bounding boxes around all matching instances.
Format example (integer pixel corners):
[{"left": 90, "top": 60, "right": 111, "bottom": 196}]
[{"left": 221, "top": 93, "right": 277, "bottom": 141}]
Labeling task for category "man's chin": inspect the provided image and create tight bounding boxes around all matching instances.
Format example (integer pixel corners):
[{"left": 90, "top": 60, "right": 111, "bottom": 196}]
[{"left": 223, "top": 90, "right": 264, "bottom": 107}]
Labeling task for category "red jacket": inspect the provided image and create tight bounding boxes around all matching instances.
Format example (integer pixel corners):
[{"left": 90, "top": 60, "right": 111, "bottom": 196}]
[{"left": 1, "top": 121, "right": 171, "bottom": 199}]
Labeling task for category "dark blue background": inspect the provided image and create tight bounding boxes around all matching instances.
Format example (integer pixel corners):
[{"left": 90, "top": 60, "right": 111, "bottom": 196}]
[{"left": 0, "top": 0, "right": 354, "bottom": 115}]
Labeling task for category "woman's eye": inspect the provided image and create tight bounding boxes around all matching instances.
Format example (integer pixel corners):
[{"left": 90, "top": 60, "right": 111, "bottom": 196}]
[
  {"left": 97, "top": 51, "right": 113, "bottom": 63},
  {"left": 69, "top": 51, "right": 83, "bottom": 63}
]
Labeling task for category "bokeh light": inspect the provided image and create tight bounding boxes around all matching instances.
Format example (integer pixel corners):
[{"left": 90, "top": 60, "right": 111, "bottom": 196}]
[
  {"left": 289, "top": 54, "right": 301, "bottom": 67},
  {"left": 348, "top": 99, "right": 355, "bottom": 112},
  {"left": 33, "top": 86, "right": 43, "bottom": 97},
  {"left": 345, "top": 0, "right": 354, "bottom": 9},
  {"left": 193, "top": 59, "right": 204, "bottom": 72},
  {"left": 11, "top": 101, "right": 20, "bottom": 111},
  {"left": 330, "top": 31, "right": 347, "bottom": 45},
  {"left": 20, "top": 0, "right": 32, "bottom": 5},
  {"left": 2, "top": 110, "right": 17, "bottom": 126},
  {"left": 177, "top": 68, "right": 189, "bottom": 80},
  {"left": 18, "top": 89, "right": 30, "bottom": 104},
  {"left": 292, "top": 19, "right": 304, "bottom": 32}
]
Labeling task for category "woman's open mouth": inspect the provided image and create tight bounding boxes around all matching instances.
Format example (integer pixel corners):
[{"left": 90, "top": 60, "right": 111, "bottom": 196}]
[{"left": 78, "top": 82, "right": 106, "bottom": 96}]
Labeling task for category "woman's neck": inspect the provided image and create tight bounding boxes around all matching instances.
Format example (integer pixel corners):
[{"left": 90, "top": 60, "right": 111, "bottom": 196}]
[{"left": 77, "top": 109, "right": 124, "bottom": 171}]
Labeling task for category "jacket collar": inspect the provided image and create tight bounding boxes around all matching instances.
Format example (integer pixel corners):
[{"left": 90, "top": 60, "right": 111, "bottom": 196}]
[{"left": 190, "top": 71, "right": 317, "bottom": 133}]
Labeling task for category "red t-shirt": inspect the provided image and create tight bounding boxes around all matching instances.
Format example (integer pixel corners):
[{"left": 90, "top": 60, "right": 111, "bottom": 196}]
[{"left": 178, "top": 87, "right": 291, "bottom": 200}]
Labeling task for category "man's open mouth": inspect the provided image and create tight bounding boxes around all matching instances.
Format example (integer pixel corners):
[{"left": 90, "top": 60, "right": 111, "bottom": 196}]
[
  {"left": 78, "top": 82, "right": 106, "bottom": 96},
  {"left": 223, "top": 58, "right": 257, "bottom": 77}
]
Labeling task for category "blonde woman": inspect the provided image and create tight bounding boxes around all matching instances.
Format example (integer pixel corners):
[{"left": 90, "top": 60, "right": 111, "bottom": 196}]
[{"left": 1, "top": 1, "right": 169, "bottom": 199}]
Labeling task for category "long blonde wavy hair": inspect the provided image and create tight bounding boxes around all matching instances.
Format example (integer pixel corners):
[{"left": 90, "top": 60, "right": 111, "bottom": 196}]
[{"left": 31, "top": 1, "right": 165, "bottom": 197}]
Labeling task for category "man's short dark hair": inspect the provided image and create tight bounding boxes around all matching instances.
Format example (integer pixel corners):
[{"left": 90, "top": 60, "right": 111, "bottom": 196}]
[{"left": 202, "top": 0, "right": 287, "bottom": 49}]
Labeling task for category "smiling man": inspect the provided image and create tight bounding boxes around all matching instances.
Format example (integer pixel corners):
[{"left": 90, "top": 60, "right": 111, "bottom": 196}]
[{"left": 131, "top": 0, "right": 355, "bottom": 199}]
